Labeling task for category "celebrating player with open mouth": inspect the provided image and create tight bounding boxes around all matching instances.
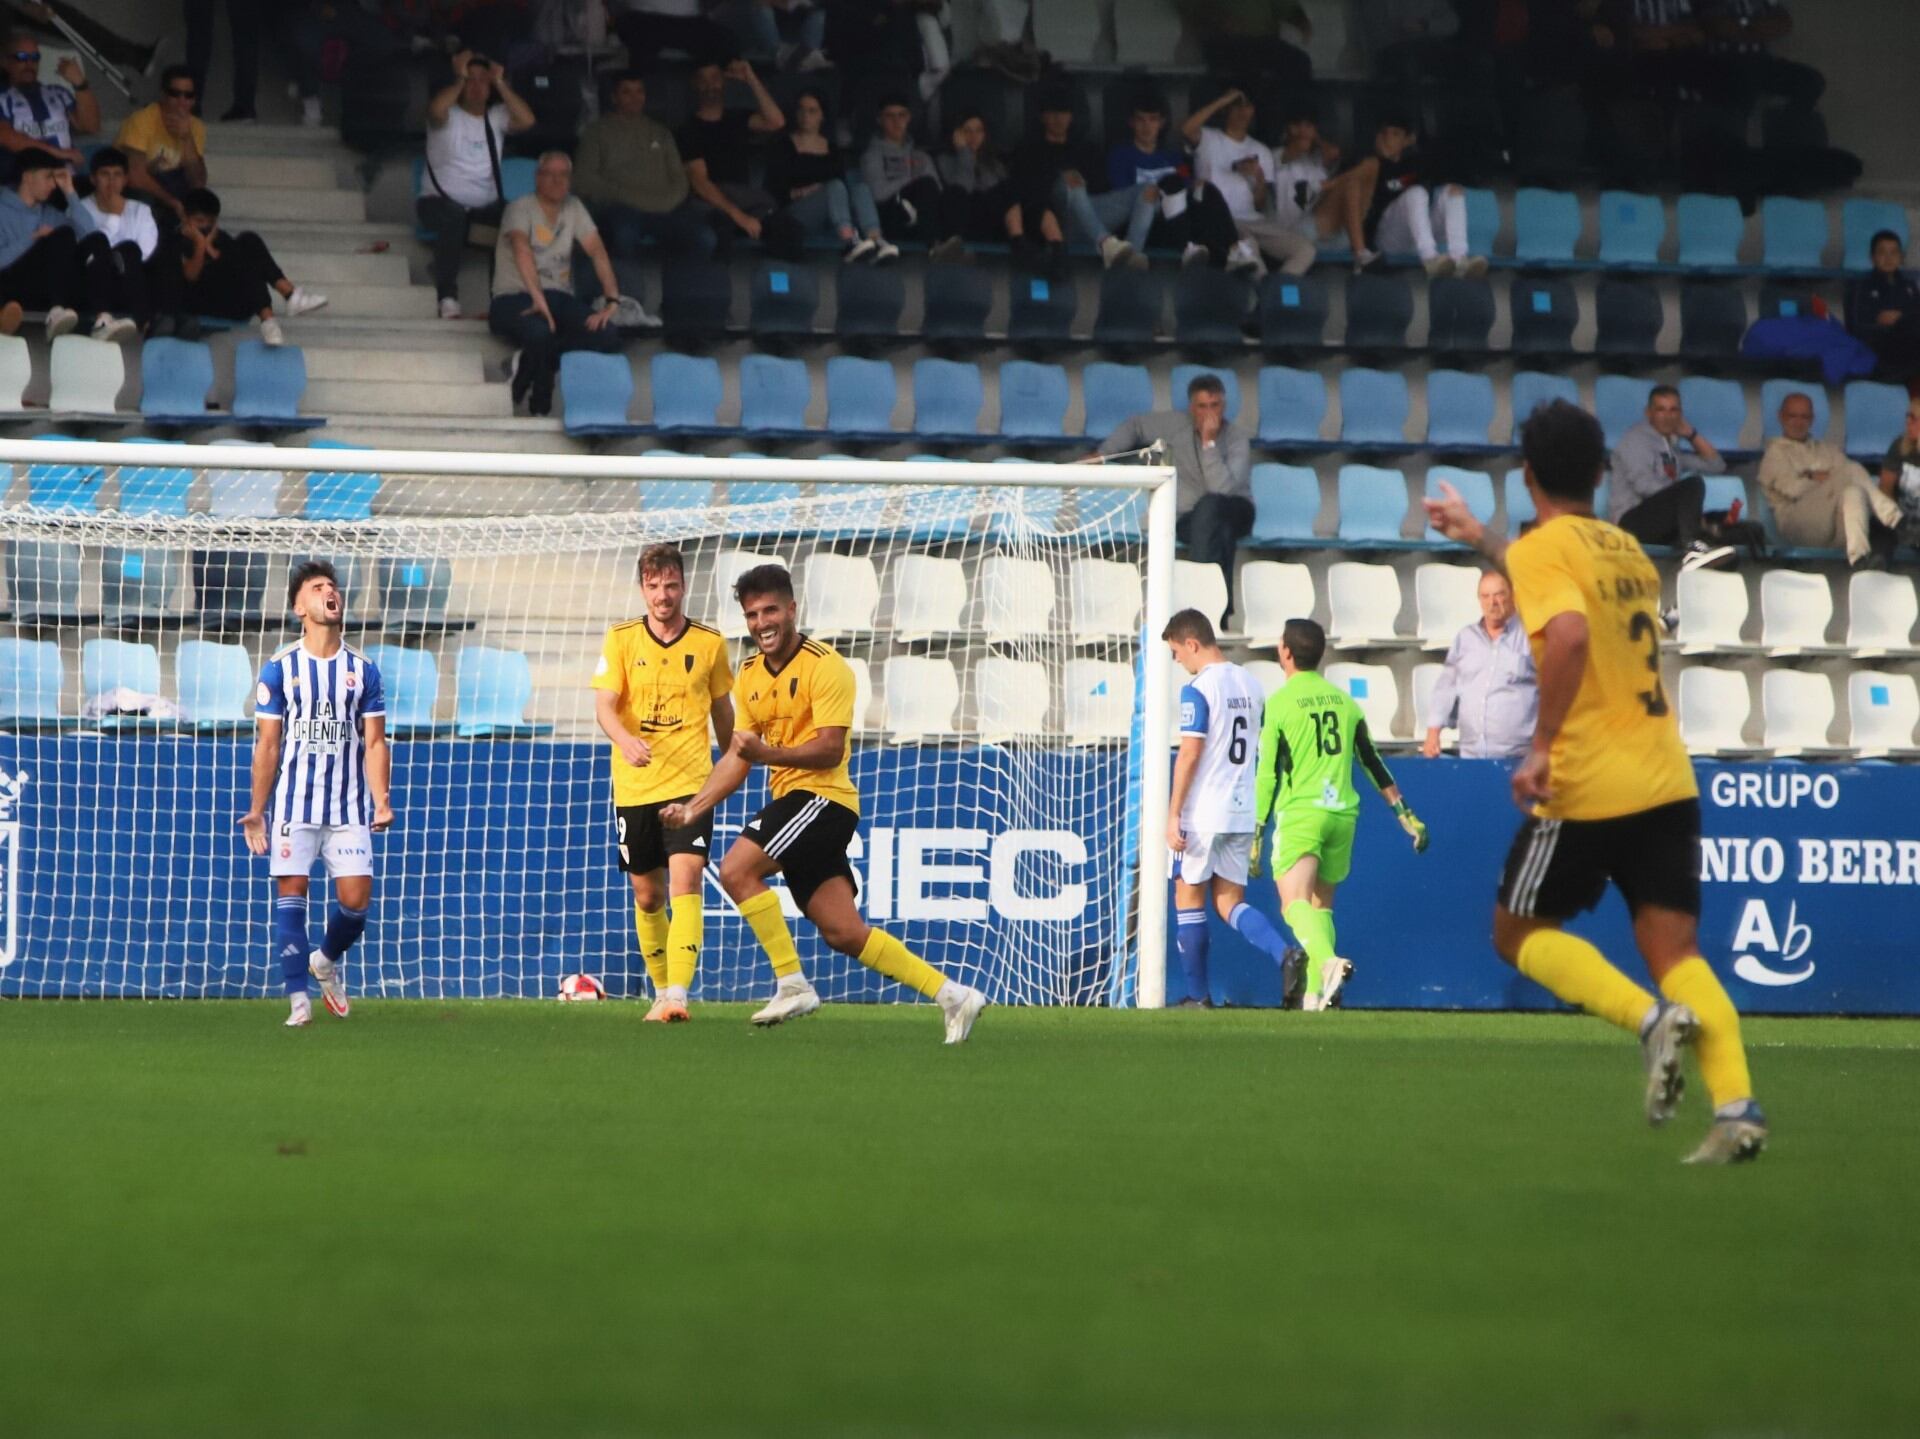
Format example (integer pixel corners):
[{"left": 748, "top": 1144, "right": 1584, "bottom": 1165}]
[
  {"left": 662, "top": 564, "right": 987, "bottom": 1042},
  {"left": 239, "top": 562, "right": 394, "bottom": 1028}
]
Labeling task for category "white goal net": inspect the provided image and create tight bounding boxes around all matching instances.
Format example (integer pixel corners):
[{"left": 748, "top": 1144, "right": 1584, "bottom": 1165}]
[{"left": 0, "top": 442, "right": 1174, "bottom": 1006}]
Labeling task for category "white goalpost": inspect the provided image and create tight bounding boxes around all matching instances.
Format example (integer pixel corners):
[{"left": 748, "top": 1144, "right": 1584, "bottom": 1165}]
[{"left": 0, "top": 439, "right": 1177, "bottom": 1007}]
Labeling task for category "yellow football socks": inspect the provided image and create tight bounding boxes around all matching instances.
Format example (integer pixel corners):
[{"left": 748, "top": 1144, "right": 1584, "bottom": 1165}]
[
  {"left": 1516, "top": 929, "right": 1654, "bottom": 1034},
  {"left": 1660, "top": 956, "right": 1754, "bottom": 1109},
  {"left": 1283, "top": 900, "right": 1337, "bottom": 992},
  {"left": 737, "top": 889, "right": 802, "bottom": 978},
  {"left": 858, "top": 928, "right": 946, "bottom": 999},
  {"left": 666, "top": 893, "right": 703, "bottom": 993},
  {"left": 634, "top": 903, "right": 668, "bottom": 989}
]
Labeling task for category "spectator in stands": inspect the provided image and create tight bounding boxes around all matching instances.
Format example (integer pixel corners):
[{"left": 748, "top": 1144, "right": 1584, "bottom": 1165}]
[
  {"left": 573, "top": 72, "right": 712, "bottom": 262},
  {"left": 1878, "top": 399, "right": 1920, "bottom": 555},
  {"left": 0, "top": 146, "right": 92, "bottom": 336},
  {"left": 614, "top": 0, "right": 738, "bottom": 69},
  {"left": 1601, "top": 0, "right": 1740, "bottom": 105},
  {"left": 489, "top": 151, "right": 633, "bottom": 418},
  {"left": 932, "top": 109, "right": 1016, "bottom": 259},
  {"left": 0, "top": 3, "right": 155, "bottom": 78},
  {"left": 1422, "top": 570, "right": 1537, "bottom": 759},
  {"left": 1336, "top": 114, "right": 1486, "bottom": 277},
  {"left": 0, "top": 31, "right": 95, "bottom": 166},
  {"left": 286, "top": 1, "right": 405, "bottom": 129},
  {"left": 679, "top": 57, "right": 784, "bottom": 254},
  {"left": 1265, "top": 103, "right": 1340, "bottom": 274},
  {"left": 150, "top": 186, "right": 328, "bottom": 345},
  {"left": 1104, "top": 90, "right": 1241, "bottom": 270},
  {"left": 1759, "top": 390, "right": 1902, "bottom": 571},
  {"left": 1175, "top": 0, "right": 1313, "bottom": 90},
  {"left": 1609, "top": 384, "right": 1735, "bottom": 569},
  {"left": 1183, "top": 87, "right": 1307, "bottom": 277},
  {"left": 115, "top": 66, "right": 207, "bottom": 220},
  {"left": 185, "top": 0, "right": 260, "bottom": 122},
  {"left": 1096, "top": 373, "right": 1253, "bottom": 623},
  {"left": 1697, "top": 0, "right": 1821, "bottom": 108},
  {"left": 75, "top": 147, "right": 154, "bottom": 340},
  {"left": 1361, "top": 0, "right": 1474, "bottom": 86},
  {"left": 768, "top": 87, "right": 897, "bottom": 263},
  {"left": 730, "top": 0, "right": 830, "bottom": 71},
  {"left": 419, "top": 50, "right": 537, "bottom": 321},
  {"left": 1013, "top": 86, "right": 1150, "bottom": 270},
  {"left": 860, "top": 94, "right": 941, "bottom": 248},
  {"left": 1846, "top": 231, "right": 1920, "bottom": 385}
]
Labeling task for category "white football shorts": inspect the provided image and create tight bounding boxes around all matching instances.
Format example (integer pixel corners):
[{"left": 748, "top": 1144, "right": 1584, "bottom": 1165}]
[
  {"left": 1168, "top": 830, "right": 1254, "bottom": 886},
  {"left": 269, "top": 823, "right": 375, "bottom": 879}
]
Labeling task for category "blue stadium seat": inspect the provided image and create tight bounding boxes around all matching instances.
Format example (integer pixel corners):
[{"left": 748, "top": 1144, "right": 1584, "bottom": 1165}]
[
  {"left": 366, "top": 645, "right": 449, "bottom": 735},
  {"left": 1259, "top": 273, "right": 1329, "bottom": 348},
  {"left": 912, "top": 358, "right": 985, "bottom": 440},
  {"left": 1344, "top": 272, "right": 1413, "bottom": 349},
  {"left": 1679, "top": 280, "right": 1749, "bottom": 360},
  {"left": 1006, "top": 271, "right": 1076, "bottom": 343},
  {"left": 1424, "top": 467, "right": 1496, "bottom": 543},
  {"left": 0, "top": 638, "right": 63, "bottom": 719},
  {"left": 412, "top": 155, "right": 535, "bottom": 238},
  {"left": 1594, "top": 277, "right": 1662, "bottom": 356},
  {"left": 1842, "top": 199, "right": 1908, "bottom": 272},
  {"left": 1702, "top": 475, "right": 1748, "bottom": 517},
  {"left": 923, "top": 265, "right": 994, "bottom": 341},
  {"left": 1676, "top": 193, "right": 1744, "bottom": 270},
  {"left": 1761, "top": 196, "right": 1829, "bottom": 271},
  {"left": 26, "top": 437, "right": 106, "bottom": 510},
  {"left": 139, "top": 338, "right": 219, "bottom": 425},
  {"left": 1679, "top": 376, "right": 1749, "bottom": 455},
  {"left": 1172, "top": 268, "right": 1253, "bottom": 345},
  {"left": 455, "top": 647, "right": 552, "bottom": 738},
  {"left": 1513, "top": 187, "right": 1581, "bottom": 266},
  {"left": 659, "top": 257, "right": 733, "bottom": 334},
  {"left": 1843, "top": 380, "right": 1908, "bottom": 460},
  {"left": 739, "top": 353, "right": 812, "bottom": 435},
  {"left": 1248, "top": 463, "right": 1320, "bottom": 545},
  {"left": 1256, "top": 367, "right": 1327, "bottom": 447},
  {"left": 559, "top": 352, "right": 638, "bottom": 435},
  {"left": 1595, "top": 375, "right": 1656, "bottom": 449},
  {"left": 1427, "top": 276, "right": 1494, "bottom": 351},
  {"left": 191, "top": 551, "right": 269, "bottom": 628},
  {"left": 1509, "top": 275, "right": 1577, "bottom": 353},
  {"left": 1463, "top": 187, "right": 1499, "bottom": 259},
  {"left": 1761, "top": 380, "right": 1830, "bottom": 440},
  {"left": 1337, "top": 465, "right": 1412, "bottom": 545},
  {"left": 648, "top": 352, "right": 724, "bottom": 432},
  {"left": 729, "top": 479, "right": 803, "bottom": 508},
  {"left": 826, "top": 356, "right": 897, "bottom": 437},
  {"left": 749, "top": 261, "right": 821, "bottom": 335},
  {"left": 82, "top": 638, "right": 160, "bottom": 701},
  {"left": 1092, "top": 268, "right": 1162, "bottom": 345},
  {"left": 636, "top": 479, "right": 716, "bottom": 510},
  {"left": 1504, "top": 467, "right": 1535, "bottom": 529},
  {"left": 1338, "top": 368, "right": 1410, "bottom": 448},
  {"left": 232, "top": 340, "right": 325, "bottom": 429},
  {"left": 377, "top": 556, "right": 455, "bottom": 631},
  {"left": 1081, "top": 362, "right": 1153, "bottom": 438},
  {"left": 1170, "top": 364, "right": 1240, "bottom": 423},
  {"left": 1425, "top": 370, "right": 1496, "bottom": 450},
  {"left": 1757, "top": 283, "right": 1817, "bottom": 321},
  {"left": 836, "top": 262, "right": 905, "bottom": 339},
  {"left": 1075, "top": 489, "right": 1146, "bottom": 541},
  {"left": 304, "top": 463, "right": 379, "bottom": 520},
  {"left": 5, "top": 538, "right": 87, "bottom": 622},
  {"left": 1509, "top": 371, "right": 1580, "bottom": 439},
  {"left": 1597, "top": 190, "right": 1664, "bottom": 268},
  {"left": 997, "top": 360, "right": 1069, "bottom": 441},
  {"left": 174, "top": 640, "right": 254, "bottom": 726}
]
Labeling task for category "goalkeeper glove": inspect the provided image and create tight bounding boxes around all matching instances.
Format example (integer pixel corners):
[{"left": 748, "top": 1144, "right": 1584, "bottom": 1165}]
[{"left": 1394, "top": 801, "right": 1429, "bottom": 853}]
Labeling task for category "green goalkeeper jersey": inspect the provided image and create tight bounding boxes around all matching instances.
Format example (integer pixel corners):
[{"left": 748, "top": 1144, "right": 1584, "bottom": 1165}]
[{"left": 1255, "top": 669, "right": 1397, "bottom": 827}]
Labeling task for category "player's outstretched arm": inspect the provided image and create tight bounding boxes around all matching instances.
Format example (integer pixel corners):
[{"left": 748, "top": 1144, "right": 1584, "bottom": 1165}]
[
  {"left": 238, "top": 716, "right": 281, "bottom": 856},
  {"left": 1357, "top": 721, "right": 1429, "bottom": 852},
  {"left": 1512, "top": 611, "right": 1588, "bottom": 810},
  {"left": 363, "top": 715, "right": 395, "bottom": 831},
  {"left": 1422, "top": 479, "right": 1508, "bottom": 571}
]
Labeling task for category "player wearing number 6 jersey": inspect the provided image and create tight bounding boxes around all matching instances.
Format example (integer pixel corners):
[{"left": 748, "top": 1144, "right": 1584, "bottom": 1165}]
[
  {"left": 1424, "top": 399, "right": 1765, "bottom": 1163},
  {"left": 1163, "top": 609, "right": 1300, "bottom": 1007},
  {"left": 1254, "top": 618, "right": 1428, "bottom": 1011}
]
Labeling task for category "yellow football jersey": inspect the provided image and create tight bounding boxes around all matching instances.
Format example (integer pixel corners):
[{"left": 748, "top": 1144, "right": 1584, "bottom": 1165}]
[
  {"left": 591, "top": 618, "right": 732, "bottom": 806},
  {"left": 733, "top": 637, "right": 860, "bottom": 813},
  {"left": 1506, "top": 514, "right": 1698, "bottom": 821}
]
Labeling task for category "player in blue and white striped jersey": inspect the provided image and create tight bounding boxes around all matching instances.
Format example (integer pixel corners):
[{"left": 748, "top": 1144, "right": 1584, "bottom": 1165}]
[{"left": 239, "top": 560, "right": 394, "bottom": 1027}]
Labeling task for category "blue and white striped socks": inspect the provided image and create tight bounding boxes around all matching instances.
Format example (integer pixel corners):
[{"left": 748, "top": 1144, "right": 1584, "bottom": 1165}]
[
  {"left": 274, "top": 897, "right": 310, "bottom": 995},
  {"left": 1174, "top": 906, "right": 1209, "bottom": 1002}
]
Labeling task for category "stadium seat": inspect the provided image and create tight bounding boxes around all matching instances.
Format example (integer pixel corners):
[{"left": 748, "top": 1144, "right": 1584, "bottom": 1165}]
[
  {"left": 844, "top": 655, "right": 878, "bottom": 734},
  {"left": 1062, "top": 658, "right": 1133, "bottom": 744},
  {"left": 1509, "top": 276, "right": 1577, "bottom": 354},
  {"left": 1757, "top": 283, "right": 1816, "bottom": 321},
  {"left": 0, "top": 638, "right": 63, "bottom": 719},
  {"left": 709, "top": 549, "right": 786, "bottom": 637},
  {"left": 1598, "top": 190, "right": 1665, "bottom": 267},
  {"left": 798, "top": 553, "right": 880, "bottom": 638},
  {"left": 880, "top": 656, "right": 959, "bottom": 742},
  {"left": 1069, "top": 558, "right": 1143, "bottom": 642},
  {"left": 972, "top": 657, "right": 1050, "bottom": 742},
  {"left": 4, "top": 539, "right": 86, "bottom": 623},
  {"left": 116, "top": 461, "right": 193, "bottom": 517},
  {"left": 659, "top": 257, "right": 733, "bottom": 334},
  {"left": 1172, "top": 268, "right": 1254, "bottom": 345},
  {"left": 1174, "top": 558, "right": 1231, "bottom": 632},
  {"left": 825, "top": 355, "right": 897, "bottom": 437},
  {"left": 1513, "top": 187, "right": 1582, "bottom": 266},
  {"left": 984, "top": 479, "right": 1064, "bottom": 543},
  {"left": 81, "top": 638, "right": 160, "bottom": 706},
  {"left": 49, "top": 334, "right": 125, "bottom": 416},
  {"left": 1245, "top": 659, "right": 1286, "bottom": 696},
  {"left": 191, "top": 551, "right": 269, "bottom": 628},
  {"left": 1675, "top": 193, "right": 1744, "bottom": 270},
  {"left": 888, "top": 554, "right": 967, "bottom": 640},
  {"left": 367, "top": 645, "right": 447, "bottom": 735},
  {"left": 1426, "top": 275, "right": 1495, "bottom": 352},
  {"left": 835, "top": 261, "right": 905, "bottom": 339},
  {"left": 139, "top": 338, "right": 218, "bottom": 425},
  {"left": 1595, "top": 375, "right": 1656, "bottom": 449},
  {"left": 1076, "top": 486, "right": 1146, "bottom": 541},
  {"left": 1761, "top": 670, "right": 1845, "bottom": 757},
  {"left": 1237, "top": 560, "right": 1314, "bottom": 647},
  {"left": 1113, "top": 0, "right": 1182, "bottom": 62},
  {"left": 1170, "top": 364, "right": 1241, "bottom": 423},
  {"left": 1594, "top": 277, "right": 1662, "bottom": 356},
  {"left": 998, "top": 360, "right": 1069, "bottom": 441},
  {"left": 1425, "top": 370, "right": 1496, "bottom": 449},
  {"left": 977, "top": 556, "right": 1054, "bottom": 639},
  {"left": 912, "top": 358, "right": 985, "bottom": 440},
  {"left": 1248, "top": 462, "right": 1320, "bottom": 544},
  {"left": 1326, "top": 562, "right": 1408, "bottom": 648},
  {"left": 232, "top": 341, "right": 324, "bottom": 429},
  {"left": 749, "top": 261, "right": 821, "bottom": 335},
  {"left": 1503, "top": 467, "right": 1534, "bottom": 530},
  {"left": 923, "top": 264, "right": 995, "bottom": 342},
  {"left": 1848, "top": 671, "right": 1920, "bottom": 756},
  {"left": 1462, "top": 186, "right": 1499, "bottom": 258},
  {"left": 1675, "top": 567, "right": 1753, "bottom": 655},
  {"left": 1842, "top": 381, "right": 1907, "bottom": 460},
  {"left": 1259, "top": 273, "right": 1329, "bottom": 348},
  {"left": 1092, "top": 268, "right": 1163, "bottom": 345},
  {"left": 1081, "top": 362, "right": 1154, "bottom": 438},
  {"left": 1678, "top": 667, "right": 1755, "bottom": 755},
  {"left": 1411, "top": 661, "right": 1447, "bottom": 742},
  {"left": 1760, "top": 196, "right": 1828, "bottom": 271},
  {"left": 650, "top": 352, "right": 726, "bottom": 432},
  {"left": 1846, "top": 571, "right": 1919, "bottom": 657},
  {"left": 1761, "top": 380, "right": 1830, "bottom": 440},
  {"left": 738, "top": 353, "right": 812, "bottom": 435},
  {"left": 1344, "top": 272, "right": 1413, "bottom": 350},
  {"left": 454, "top": 647, "right": 550, "bottom": 738},
  {"left": 1678, "top": 376, "right": 1748, "bottom": 453},
  {"left": 1337, "top": 465, "right": 1412, "bottom": 545},
  {"left": 102, "top": 460, "right": 192, "bottom": 625},
  {"left": 1324, "top": 662, "right": 1404, "bottom": 741},
  {"left": 0, "top": 333, "right": 29, "bottom": 413},
  {"left": 1338, "top": 368, "right": 1410, "bottom": 448},
  {"left": 1678, "top": 281, "right": 1749, "bottom": 361},
  {"left": 305, "top": 466, "right": 379, "bottom": 521},
  {"left": 559, "top": 352, "right": 637, "bottom": 435},
  {"left": 1006, "top": 271, "right": 1077, "bottom": 343},
  {"left": 1758, "top": 569, "right": 1840, "bottom": 656},
  {"left": 174, "top": 639, "right": 254, "bottom": 726},
  {"left": 1414, "top": 563, "right": 1480, "bottom": 649},
  {"left": 638, "top": 478, "right": 716, "bottom": 510},
  {"left": 1423, "top": 467, "right": 1496, "bottom": 544},
  {"left": 377, "top": 556, "right": 455, "bottom": 631},
  {"left": 1842, "top": 198, "right": 1908, "bottom": 272},
  {"left": 1509, "top": 371, "right": 1580, "bottom": 438},
  {"left": 1255, "top": 367, "right": 1327, "bottom": 446}
]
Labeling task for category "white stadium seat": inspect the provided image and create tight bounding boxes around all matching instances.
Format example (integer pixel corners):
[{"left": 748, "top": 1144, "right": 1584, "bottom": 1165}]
[
  {"left": 977, "top": 556, "right": 1054, "bottom": 639},
  {"left": 1063, "top": 659, "right": 1134, "bottom": 743},
  {"left": 887, "top": 554, "right": 967, "bottom": 640},
  {"left": 1411, "top": 662, "right": 1455, "bottom": 747},
  {"left": 710, "top": 549, "right": 786, "bottom": 638},
  {"left": 1326, "top": 562, "right": 1409, "bottom": 649},
  {"left": 799, "top": 553, "right": 880, "bottom": 638},
  {"left": 843, "top": 656, "right": 878, "bottom": 733},
  {"left": 1675, "top": 569, "right": 1753, "bottom": 655},
  {"left": 1761, "top": 669, "right": 1845, "bottom": 757},
  {"left": 1325, "top": 662, "right": 1405, "bottom": 741},
  {"left": 1244, "top": 659, "right": 1286, "bottom": 696},
  {"left": 1848, "top": 671, "right": 1920, "bottom": 757},
  {"left": 49, "top": 334, "right": 125, "bottom": 416},
  {"left": 0, "top": 334, "right": 32, "bottom": 414},
  {"left": 1758, "top": 569, "right": 1840, "bottom": 656},
  {"left": 972, "top": 658, "right": 1050, "bottom": 741},
  {"left": 1678, "top": 667, "right": 1756, "bottom": 755},
  {"left": 1414, "top": 563, "right": 1481, "bottom": 650},
  {"left": 880, "top": 656, "right": 959, "bottom": 742},
  {"left": 1174, "top": 558, "right": 1231, "bottom": 633},
  {"left": 1237, "top": 561, "right": 1315, "bottom": 648},
  {"left": 1069, "top": 558, "right": 1143, "bottom": 642},
  {"left": 1845, "top": 572, "right": 1919, "bottom": 657}
]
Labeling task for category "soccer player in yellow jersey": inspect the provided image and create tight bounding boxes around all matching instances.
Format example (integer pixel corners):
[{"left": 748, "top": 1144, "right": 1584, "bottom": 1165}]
[
  {"left": 1425, "top": 400, "right": 1766, "bottom": 1163},
  {"left": 591, "top": 544, "right": 733, "bottom": 1022},
  {"left": 662, "top": 564, "right": 988, "bottom": 1043}
]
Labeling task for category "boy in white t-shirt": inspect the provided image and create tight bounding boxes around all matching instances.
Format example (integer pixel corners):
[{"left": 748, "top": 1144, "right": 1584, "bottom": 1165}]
[
  {"left": 75, "top": 146, "right": 157, "bottom": 341},
  {"left": 1182, "top": 87, "right": 1313, "bottom": 278}
]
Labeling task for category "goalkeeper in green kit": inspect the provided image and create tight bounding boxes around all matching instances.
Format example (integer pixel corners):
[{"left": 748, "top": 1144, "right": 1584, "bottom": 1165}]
[{"left": 1254, "top": 618, "right": 1430, "bottom": 1010}]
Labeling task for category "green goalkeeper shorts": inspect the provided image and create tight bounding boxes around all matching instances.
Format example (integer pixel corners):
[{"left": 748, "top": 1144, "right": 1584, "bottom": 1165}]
[{"left": 1273, "top": 809, "right": 1358, "bottom": 885}]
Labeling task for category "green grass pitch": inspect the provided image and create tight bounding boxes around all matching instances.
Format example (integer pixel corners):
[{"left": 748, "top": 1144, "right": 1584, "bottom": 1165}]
[{"left": 4, "top": 1002, "right": 1916, "bottom": 1438}]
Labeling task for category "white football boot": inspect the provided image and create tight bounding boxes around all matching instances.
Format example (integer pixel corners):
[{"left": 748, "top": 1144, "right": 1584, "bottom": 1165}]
[
  {"left": 751, "top": 977, "right": 822, "bottom": 1027},
  {"left": 285, "top": 992, "right": 312, "bottom": 1027},
  {"left": 308, "top": 949, "right": 350, "bottom": 1018},
  {"left": 1317, "top": 957, "right": 1355, "bottom": 1009},
  {"left": 1639, "top": 1000, "right": 1697, "bottom": 1126},
  {"left": 940, "top": 985, "right": 987, "bottom": 1045}
]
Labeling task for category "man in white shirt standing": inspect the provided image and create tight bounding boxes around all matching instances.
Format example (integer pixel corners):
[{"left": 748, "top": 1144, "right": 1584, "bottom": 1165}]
[
  {"left": 1182, "top": 86, "right": 1310, "bottom": 277},
  {"left": 0, "top": 33, "right": 96, "bottom": 168},
  {"left": 418, "top": 49, "right": 536, "bottom": 320},
  {"left": 1422, "top": 570, "right": 1538, "bottom": 760},
  {"left": 76, "top": 147, "right": 156, "bottom": 341},
  {"left": 1164, "top": 608, "right": 1303, "bottom": 1008}
]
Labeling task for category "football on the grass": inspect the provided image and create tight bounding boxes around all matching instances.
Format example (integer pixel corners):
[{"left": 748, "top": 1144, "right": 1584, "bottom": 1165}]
[{"left": 558, "top": 974, "right": 606, "bottom": 1002}]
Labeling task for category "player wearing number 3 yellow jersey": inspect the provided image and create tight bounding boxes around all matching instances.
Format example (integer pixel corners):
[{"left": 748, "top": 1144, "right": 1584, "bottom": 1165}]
[{"left": 1425, "top": 399, "right": 1765, "bottom": 1163}]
